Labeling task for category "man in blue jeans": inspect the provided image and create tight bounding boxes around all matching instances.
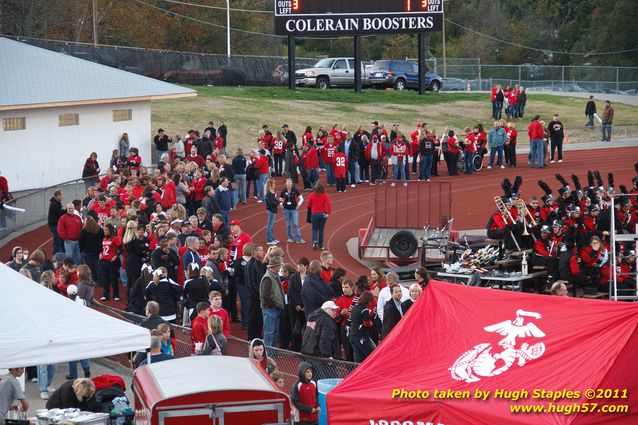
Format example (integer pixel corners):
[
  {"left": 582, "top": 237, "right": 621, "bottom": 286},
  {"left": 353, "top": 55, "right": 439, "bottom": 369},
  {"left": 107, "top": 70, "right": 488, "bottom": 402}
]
[
  {"left": 260, "top": 258, "right": 284, "bottom": 351},
  {"left": 487, "top": 121, "right": 506, "bottom": 169},
  {"left": 527, "top": 115, "right": 546, "bottom": 168}
]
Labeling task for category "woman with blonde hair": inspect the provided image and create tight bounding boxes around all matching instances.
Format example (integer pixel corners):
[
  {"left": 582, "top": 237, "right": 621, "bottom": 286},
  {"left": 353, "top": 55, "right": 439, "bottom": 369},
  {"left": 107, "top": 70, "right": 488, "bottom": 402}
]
[
  {"left": 200, "top": 315, "right": 228, "bottom": 355},
  {"left": 264, "top": 178, "right": 280, "bottom": 245},
  {"left": 46, "top": 378, "right": 96, "bottom": 410},
  {"left": 401, "top": 283, "right": 422, "bottom": 313},
  {"left": 40, "top": 270, "right": 56, "bottom": 290}
]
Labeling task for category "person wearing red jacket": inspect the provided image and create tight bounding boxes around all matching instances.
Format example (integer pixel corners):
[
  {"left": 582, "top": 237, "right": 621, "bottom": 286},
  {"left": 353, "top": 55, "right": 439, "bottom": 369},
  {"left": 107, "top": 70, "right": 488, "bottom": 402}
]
[
  {"left": 307, "top": 183, "right": 331, "bottom": 250},
  {"left": 321, "top": 135, "right": 338, "bottom": 186},
  {"left": 186, "top": 146, "right": 205, "bottom": 168},
  {"left": 301, "top": 126, "right": 314, "bottom": 147},
  {"left": 409, "top": 123, "right": 423, "bottom": 175},
  {"left": 254, "top": 150, "right": 270, "bottom": 203},
  {"left": 302, "top": 144, "right": 320, "bottom": 189},
  {"left": 335, "top": 279, "right": 355, "bottom": 361},
  {"left": 364, "top": 135, "right": 387, "bottom": 185},
  {"left": 99, "top": 223, "right": 121, "bottom": 300},
  {"left": 528, "top": 115, "right": 545, "bottom": 168},
  {"left": 505, "top": 122, "right": 518, "bottom": 168},
  {"left": 208, "top": 290, "right": 231, "bottom": 338},
  {"left": 161, "top": 177, "right": 176, "bottom": 209},
  {"left": 191, "top": 302, "right": 211, "bottom": 354},
  {"left": 491, "top": 84, "right": 498, "bottom": 119},
  {"left": 190, "top": 168, "right": 207, "bottom": 211},
  {"left": 58, "top": 203, "right": 83, "bottom": 264},
  {"left": 446, "top": 130, "right": 460, "bottom": 176},
  {"left": 127, "top": 148, "right": 142, "bottom": 172},
  {"left": 389, "top": 136, "right": 408, "bottom": 185},
  {"left": 271, "top": 134, "right": 286, "bottom": 177},
  {"left": 463, "top": 128, "right": 478, "bottom": 175},
  {"left": 333, "top": 147, "right": 348, "bottom": 193},
  {"left": 579, "top": 236, "right": 610, "bottom": 294}
]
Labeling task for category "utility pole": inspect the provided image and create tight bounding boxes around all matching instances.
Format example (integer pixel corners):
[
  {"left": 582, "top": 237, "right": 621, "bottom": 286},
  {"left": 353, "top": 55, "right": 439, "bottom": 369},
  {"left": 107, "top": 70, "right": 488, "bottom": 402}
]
[
  {"left": 92, "top": 0, "right": 98, "bottom": 46},
  {"left": 442, "top": 0, "right": 447, "bottom": 78},
  {"left": 226, "top": 0, "right": 231, "bottom": 57}
]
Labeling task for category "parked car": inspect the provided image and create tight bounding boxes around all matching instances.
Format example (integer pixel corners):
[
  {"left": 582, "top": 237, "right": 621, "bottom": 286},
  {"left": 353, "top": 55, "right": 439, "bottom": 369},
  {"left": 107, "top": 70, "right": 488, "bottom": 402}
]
[
  {"left": 368, "top": 60, "right": 442, "bottom": 92},
  {"left": 441, "top": 78, "right": 467, "bottom": 91},
  {"left": 295, "top": 57, "right": 369, "bottom": 89}
]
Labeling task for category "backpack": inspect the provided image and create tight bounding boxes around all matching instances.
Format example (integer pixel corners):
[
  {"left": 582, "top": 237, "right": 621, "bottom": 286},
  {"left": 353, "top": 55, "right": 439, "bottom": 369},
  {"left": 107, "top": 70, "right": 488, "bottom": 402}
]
[{"left": 90, "top": 386, "right": 128, "bottom": 413}]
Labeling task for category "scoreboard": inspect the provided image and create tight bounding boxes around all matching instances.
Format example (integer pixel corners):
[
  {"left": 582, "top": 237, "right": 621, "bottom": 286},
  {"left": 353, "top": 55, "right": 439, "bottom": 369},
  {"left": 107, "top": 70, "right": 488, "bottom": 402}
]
[{"left": 275, "top": 0, "right": 443, "bottom": 36}]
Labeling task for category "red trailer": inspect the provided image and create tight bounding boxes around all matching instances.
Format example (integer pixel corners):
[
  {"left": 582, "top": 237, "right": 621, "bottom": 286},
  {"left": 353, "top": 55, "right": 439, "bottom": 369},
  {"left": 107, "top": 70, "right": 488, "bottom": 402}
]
[{"left": 133, "top": 356, "right": 291, "bottom": 425}]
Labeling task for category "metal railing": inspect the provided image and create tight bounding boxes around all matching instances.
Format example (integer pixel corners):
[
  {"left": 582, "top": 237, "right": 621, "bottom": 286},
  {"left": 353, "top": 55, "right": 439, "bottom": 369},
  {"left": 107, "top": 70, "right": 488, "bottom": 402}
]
[
  {"left": 96, "top": 303, "right": 358, "bottom": 394},
  {"left": 0, "top": 177, "right": 95, "bottom": 244}
]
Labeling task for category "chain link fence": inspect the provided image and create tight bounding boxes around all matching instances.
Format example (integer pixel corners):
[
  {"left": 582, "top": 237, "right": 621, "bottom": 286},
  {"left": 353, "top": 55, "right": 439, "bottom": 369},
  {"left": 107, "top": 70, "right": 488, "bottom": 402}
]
[
  {"left": 9, "top": 37, "right": 638, "bottom": 94},
  {"left": 96, "top": 303, "right": 358, "bottom": 394},
  {"left": 428, "top": 58, "right": 638, "bottom": 94}
]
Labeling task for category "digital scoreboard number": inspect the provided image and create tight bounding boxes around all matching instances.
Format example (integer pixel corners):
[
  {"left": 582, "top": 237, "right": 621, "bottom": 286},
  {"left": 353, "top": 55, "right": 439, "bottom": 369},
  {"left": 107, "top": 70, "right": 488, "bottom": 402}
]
[{"left": 275, "top": 0, "right": 443, "bottom": 36}]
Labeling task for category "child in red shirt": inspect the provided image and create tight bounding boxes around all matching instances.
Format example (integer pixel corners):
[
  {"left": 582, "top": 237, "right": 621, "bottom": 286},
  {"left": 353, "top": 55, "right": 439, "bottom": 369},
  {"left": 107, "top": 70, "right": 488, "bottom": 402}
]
[
  {"left": 208, "top": 290, "right": 230, "bottom": 338},
  {"left": 333, "top": 147, "right": 348, "bottom": 193}
]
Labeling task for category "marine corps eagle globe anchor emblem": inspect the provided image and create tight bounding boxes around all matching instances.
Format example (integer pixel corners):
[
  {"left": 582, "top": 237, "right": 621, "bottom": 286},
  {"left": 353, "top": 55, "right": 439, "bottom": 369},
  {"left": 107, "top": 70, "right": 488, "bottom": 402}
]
[{"left": 449, "top": 309, "right": 546, "bottom": 383}]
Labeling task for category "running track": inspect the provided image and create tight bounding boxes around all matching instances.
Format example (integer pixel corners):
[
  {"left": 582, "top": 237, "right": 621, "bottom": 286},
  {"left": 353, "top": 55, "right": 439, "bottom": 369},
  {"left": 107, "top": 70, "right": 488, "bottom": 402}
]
[{"left": 2, "top": 147, "right": 637, "bottom": 280}]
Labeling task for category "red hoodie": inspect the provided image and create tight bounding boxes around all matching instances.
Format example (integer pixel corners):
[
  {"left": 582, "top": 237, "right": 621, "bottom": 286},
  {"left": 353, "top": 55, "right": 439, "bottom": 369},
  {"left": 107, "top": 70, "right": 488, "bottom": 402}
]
[
  {"left": 528, "top": 120, "right": 545, "bottom": 140},
  {"left": 303, "top": 147, "right": 320, "bottom": 169},
  {"left": 57, "top": 213, "right": 83, "bottom": 241}
]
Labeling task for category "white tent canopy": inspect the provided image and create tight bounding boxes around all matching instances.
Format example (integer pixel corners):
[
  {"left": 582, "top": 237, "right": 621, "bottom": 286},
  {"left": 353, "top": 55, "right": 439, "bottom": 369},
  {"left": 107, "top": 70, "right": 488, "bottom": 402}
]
[{"left": 0, "top": 263, "right": 150, "bottom": 368}]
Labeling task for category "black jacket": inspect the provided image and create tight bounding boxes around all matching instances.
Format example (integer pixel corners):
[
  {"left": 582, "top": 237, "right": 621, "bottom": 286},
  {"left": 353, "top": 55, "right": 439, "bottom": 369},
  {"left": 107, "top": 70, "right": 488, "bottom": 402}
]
[
  {"left": 183, "top": 276, "right": 211, "bottom": 309},
  {"left": 125, "top": 238, "right": 149, "bottom": 277},
  {"left": 401, "top": 299, "right": 414, "bottom": 314},
  {"left": 548, "top": 120, "right": 564, "bottom": 141},
  {"left": 46, "top": 380, "right": 92, "bottom": 410},
  {"left": 154, "top": 134, "right": 170, "bottom": 151},
  {"left": 345, "top": 138, "right": 360, "bottom": 161},
  {"left": 144, "top": 278, "right": 182, "bottom": 317},
  {"left": 150, "top": 248, "right": 180, "bottom": 282},
  {"left": 265, "top": 191, "right": 280, "bottom": 213},
  {"left": 585, "top": 100, "right": 596, "bottom": 116},
  {"left": 126, "top": 275, "right": 148, "bottom": 315},
  {"left": 288, "top": 272, "right": 304, "bottom": 309},
  {"left": 382, "top": 300, "right": 403, "bottom": 338},
  {"left": 48, "top": 197, "right": 64, "bottom": 227},
  {"left": 301, "top": 308, "right": 340, "bottom": 358},
  {"left": 78, "top": 228, "right": 104, "bottom": 254},
  {"left": 139, "top": 314, "right": 168, "bottom": 331},
  {"left": 301, "top": 272, "right": 333, "bottom": 317},
  {"left": 350, "top": 303, "right": 374, "bottom": 340},
  {"left": 246, "top": 258, "right": 266, "bottom": 301}
]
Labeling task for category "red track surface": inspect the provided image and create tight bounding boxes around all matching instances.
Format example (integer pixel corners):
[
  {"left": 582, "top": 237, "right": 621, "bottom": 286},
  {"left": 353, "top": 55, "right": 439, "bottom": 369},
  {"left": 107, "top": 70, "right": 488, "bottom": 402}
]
[{"left": 2, "top": 147, "right": 637, "bottom": 281}]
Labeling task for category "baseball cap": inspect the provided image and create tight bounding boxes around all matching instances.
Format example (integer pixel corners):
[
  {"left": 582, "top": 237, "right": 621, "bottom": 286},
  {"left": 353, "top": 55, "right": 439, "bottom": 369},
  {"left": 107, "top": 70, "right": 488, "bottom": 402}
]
[
  {"left": 158, "top": 128, "right": 164, "bottom": 132},
  {"left": 321, "top": 300, "right": 339, "bottom": 310},
  {"left": 181, "top": 220, "right": 191, "bottom": 226},
  {"left": 540, "top": 225, "right": 551, "bottom": 233},
  {"left": 67, "top": 285, "right": 78, "bottom": 295},
  {"left": 230, "top": 219, "right": 242, "bottom": 227}
]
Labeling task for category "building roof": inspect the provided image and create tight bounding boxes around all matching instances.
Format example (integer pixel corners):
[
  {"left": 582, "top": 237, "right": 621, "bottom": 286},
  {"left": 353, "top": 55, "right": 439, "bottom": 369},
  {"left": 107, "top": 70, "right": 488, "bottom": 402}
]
[{"left": 0, "top": 37, "right": 196, "bottom": 110}]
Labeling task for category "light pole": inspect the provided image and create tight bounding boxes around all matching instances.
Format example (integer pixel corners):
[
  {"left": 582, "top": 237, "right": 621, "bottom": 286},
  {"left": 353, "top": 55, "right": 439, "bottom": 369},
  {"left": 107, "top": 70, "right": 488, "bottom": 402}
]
[
  {"left": 442, "top": 0, "right": 446, "bottom": 78},
  {"left": 226, "top": 0, "right": 231, "bottom": 57}
]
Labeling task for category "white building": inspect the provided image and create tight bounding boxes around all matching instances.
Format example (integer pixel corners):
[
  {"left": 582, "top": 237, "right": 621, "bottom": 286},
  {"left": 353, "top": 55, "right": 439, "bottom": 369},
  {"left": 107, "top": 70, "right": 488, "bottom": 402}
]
[{"left": 0, "top": 37, "right": 195, "bottom": 191}]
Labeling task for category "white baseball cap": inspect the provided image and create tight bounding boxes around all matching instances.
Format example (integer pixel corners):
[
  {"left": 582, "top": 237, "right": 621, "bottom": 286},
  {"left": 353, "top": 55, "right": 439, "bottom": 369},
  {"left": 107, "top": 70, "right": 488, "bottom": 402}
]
[{"left": 321, "top": 300, "right": 339, "bottom": 310}]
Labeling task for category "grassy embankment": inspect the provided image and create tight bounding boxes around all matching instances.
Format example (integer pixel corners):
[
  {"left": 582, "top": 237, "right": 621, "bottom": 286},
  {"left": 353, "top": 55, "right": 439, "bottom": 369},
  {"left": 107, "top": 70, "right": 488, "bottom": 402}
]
[{"left": 152, "top": 86, "right": 638, "bottom": 152}]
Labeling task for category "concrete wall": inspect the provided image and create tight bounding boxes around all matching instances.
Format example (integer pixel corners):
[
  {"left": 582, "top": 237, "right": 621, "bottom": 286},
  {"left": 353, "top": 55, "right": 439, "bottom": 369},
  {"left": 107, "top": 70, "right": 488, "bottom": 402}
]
[{"left": 0, "top": 101, "right": 151, "bottom": 191}]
